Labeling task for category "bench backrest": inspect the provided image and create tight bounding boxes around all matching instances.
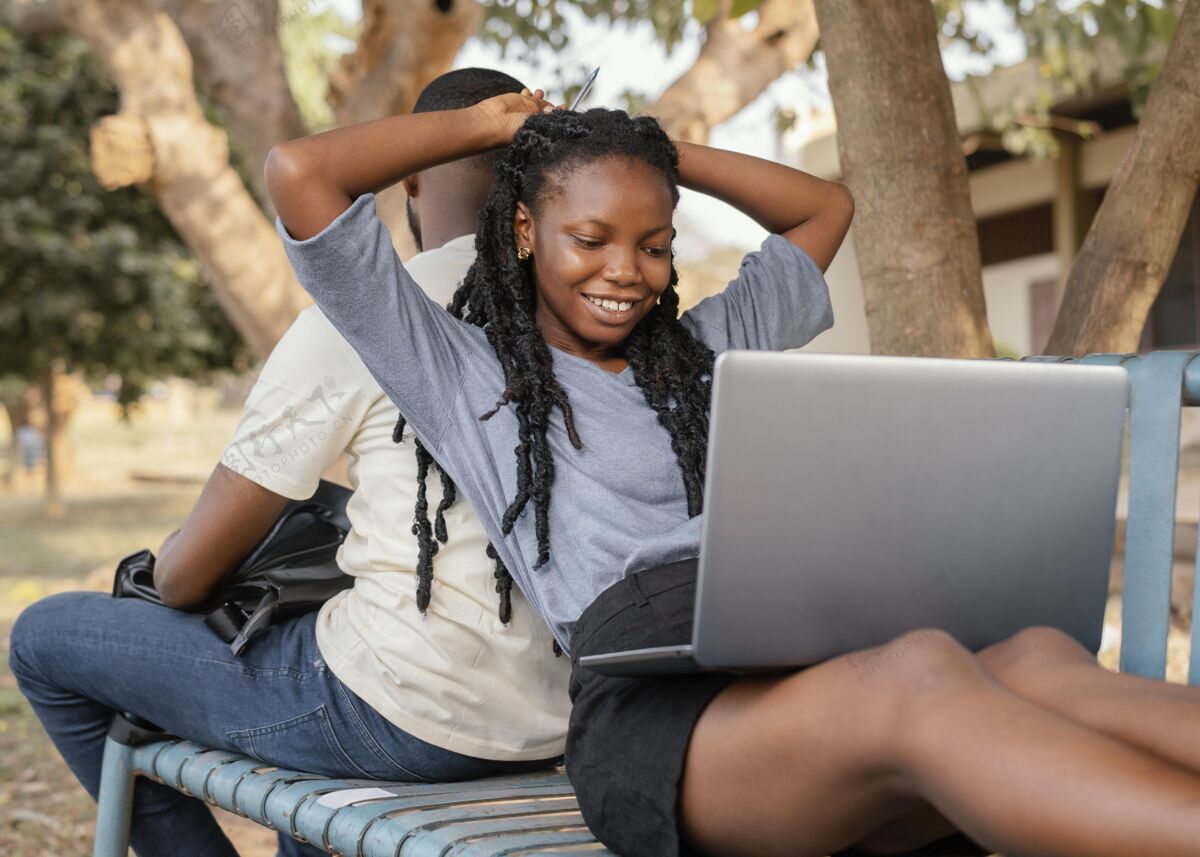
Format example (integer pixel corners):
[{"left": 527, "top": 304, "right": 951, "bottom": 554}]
[{"left": 1024, "top": 352, "right": 1200, "bottom": 684}]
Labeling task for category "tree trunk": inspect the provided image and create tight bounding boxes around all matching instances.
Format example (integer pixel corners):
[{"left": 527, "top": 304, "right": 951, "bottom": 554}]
[
  {"left": 1, "top": 391, "right": 30, "bottom": 487},
  {"left": 3, "top": 0, "right": 481, "bottom": 349},
  {"left": 1046, "top": 0, "right": 1200, "bottom": 356},
  {"left": 330, "top": 0, "right": 482, "bottom": 125},
  {"left": 8, "top": 0, "right": 313, "bottom": 358},
  {"left": 814, "top": 0, "right": 993, "bottom": 357},
  {"left": 157, "top": 0, "right": 307, "bottom": 214},
  {"left": 644, "top": 0, "right": 818, "bottom": 144},
  {"left": 329, "top": 0, "right": 483, "bottom": 261},
  {"left": 40, "top": 367, "right": 64, "bottom": 517}
]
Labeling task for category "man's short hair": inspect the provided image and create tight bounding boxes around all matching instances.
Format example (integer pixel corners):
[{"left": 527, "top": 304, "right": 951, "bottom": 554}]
[
  {"left": 406, "top": 69, "right": 528, "bottom": 250},
  {"left": 413, "top": 68, "right": 526, "bottom": 114}
]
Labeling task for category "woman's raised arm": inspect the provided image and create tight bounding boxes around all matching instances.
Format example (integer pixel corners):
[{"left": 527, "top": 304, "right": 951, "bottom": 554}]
[
  {"left": 265, "top": 90, "right": 557, "bottom": 241},
  {"left": 674, "top": 142, "right": 853, "bottom": 272}
]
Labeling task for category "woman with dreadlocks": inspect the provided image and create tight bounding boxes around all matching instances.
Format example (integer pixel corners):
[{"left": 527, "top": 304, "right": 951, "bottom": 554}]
[{"left": 266, "top": 91, "right": 1200, "bottom": 857}]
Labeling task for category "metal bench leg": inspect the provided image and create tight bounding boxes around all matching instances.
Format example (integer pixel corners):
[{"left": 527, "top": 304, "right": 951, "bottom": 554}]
[
  {"left": 93, "top": 714, "right": 174, "bottom": 857},
  {"left": 93, "top": 733, "right": 136, "bottom": 857}
]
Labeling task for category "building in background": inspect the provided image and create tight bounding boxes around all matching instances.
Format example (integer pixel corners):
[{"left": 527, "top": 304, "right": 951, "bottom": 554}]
[{"left": 795, "top": 45, "right": 1199, "bottom": 357}]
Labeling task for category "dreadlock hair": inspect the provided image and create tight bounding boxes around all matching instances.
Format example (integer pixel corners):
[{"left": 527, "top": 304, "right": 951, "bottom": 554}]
[
  {"left": 447, "top": 107, "right": 717, "bottom": 570},
  {"left": 393, "top": 68, "right": 527, "bottom": 619}
]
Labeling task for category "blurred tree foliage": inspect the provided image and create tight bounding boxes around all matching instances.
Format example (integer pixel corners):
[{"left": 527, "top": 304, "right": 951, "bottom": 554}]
[
  {"left": 700, "top": 0, "right": 1183, "bottom": 157},
  {"left": 481, "top": 0, "right": 691, "bottom": 58},
  {"left": 478, "top": 1, "right": 699, "bottom": 108},
  {"left": 939, "top": 0, "right": 1183, "bottom": 155},
  {"left": 946, "top": 0, "right": 1181, "bottom": 107},
  {"left": 279, "top": 2, "right": 362, "bottom": 130},
  {"left": 0, "top": 25, "right": 249, "bottom": 410}
]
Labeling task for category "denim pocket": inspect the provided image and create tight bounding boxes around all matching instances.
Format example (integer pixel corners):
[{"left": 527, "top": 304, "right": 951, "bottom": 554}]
[{"left": 226, "top": 705, "right": 374, "bottom": 779}]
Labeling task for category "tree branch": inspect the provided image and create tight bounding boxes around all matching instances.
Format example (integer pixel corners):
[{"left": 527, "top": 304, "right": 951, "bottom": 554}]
[
  {"left": 4, "top": 0, "right": 311, "bottom": 357},
  {"left": 1046, "top": 0, "right": 1200, "bottom": 355},
  {"left": 643, "top": 0, "right": 819, "bottom": 144},
  {"left": 1, "top": 0, "right": 60, "bottom": 33},
  {"left": 815, "top": 0, "right": 992, "bottom": 357},
  {"left": 156, "top": 0, "right": 307, "bottom": 212},
  {"left": 326, "top": 0, "right": 483, "bottom": 260},
  {"left": 329, "top": 0, "right": 482, "bottom": 125}
]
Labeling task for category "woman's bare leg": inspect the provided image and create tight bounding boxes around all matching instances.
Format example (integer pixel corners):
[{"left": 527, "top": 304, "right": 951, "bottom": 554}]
[
  {"left": 851, "top": 626, "right": 1200, "bottom": 853},
  {"left": 679, "top": 629, "right": 1200, "bottom": 857},
  {"left": 979, "top": 626, "right": 1200, "bottom": 773}
]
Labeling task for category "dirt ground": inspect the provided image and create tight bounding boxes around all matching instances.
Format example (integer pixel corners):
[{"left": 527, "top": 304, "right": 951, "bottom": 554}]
[
  {"left": 0, "top": 397, "right": 277, "bottom": 856},
  {"left": 0, "top": 392, "right": 1195, "bottom": 856}
]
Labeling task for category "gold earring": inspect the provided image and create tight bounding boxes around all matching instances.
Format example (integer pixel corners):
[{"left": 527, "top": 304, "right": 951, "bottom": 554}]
[{"left": 517, "top": 246, "right": 531, "bottom": 260}]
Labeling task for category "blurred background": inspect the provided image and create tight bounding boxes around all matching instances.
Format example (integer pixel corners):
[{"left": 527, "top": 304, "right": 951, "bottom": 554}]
[{"left": 1, "top": 0, "right": 1198, "bottom": 852}]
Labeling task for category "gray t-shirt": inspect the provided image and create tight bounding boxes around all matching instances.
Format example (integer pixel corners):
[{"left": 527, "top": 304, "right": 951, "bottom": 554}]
[{"left": 278, "top": 193, "right": 833, "bottom": 649}]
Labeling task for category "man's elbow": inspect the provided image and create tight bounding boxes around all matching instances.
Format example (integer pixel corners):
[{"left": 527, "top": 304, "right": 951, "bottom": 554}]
[
  {"left": 153, "top": 554, "right": 206, "bottom": 611},
  {"left": 154, "top": 567, "right": 188, "bottom": 610}
]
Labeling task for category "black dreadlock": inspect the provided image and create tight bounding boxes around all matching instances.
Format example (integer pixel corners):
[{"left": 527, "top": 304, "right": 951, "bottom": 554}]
[
  {"left": 392, "top": 68, "right": 526, "bottom": 620},
  {"left": 394, "top": 415, "right": 488, "bottom": 617},
  {"left": 447, "top": 107, "right": 716, "bottom": 569}
]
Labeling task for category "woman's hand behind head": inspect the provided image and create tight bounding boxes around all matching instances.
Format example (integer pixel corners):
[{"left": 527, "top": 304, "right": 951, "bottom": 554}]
[{"left": 474, "top": 89, "right": 561, "bottom": 145}]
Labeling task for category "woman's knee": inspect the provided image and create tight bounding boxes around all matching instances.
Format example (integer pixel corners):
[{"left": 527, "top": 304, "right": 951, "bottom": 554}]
[
  {"left": 850, "top": 629, "right": 978, "bottom": 694},
  {"left": 978, "top": 625, "right": 1095, "bottom": 697},
  {"left": 836, "top": 630, "right": 986, "bottom": 749}
]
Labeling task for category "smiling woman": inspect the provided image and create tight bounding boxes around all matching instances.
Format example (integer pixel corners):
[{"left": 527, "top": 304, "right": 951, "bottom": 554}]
[
  {"left": 261, "top": 87, "right": 1200, "bottom": 857},
  {"left": 516, "top": 158, "right": 676, "bottom": 365},
  {"left": 263, "top": 93, "right": 874, "bottom": 857}
]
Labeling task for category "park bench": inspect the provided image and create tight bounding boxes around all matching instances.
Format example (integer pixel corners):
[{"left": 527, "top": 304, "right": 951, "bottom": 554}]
[{"left": 91, "top": 351, "right": 1200, "bottom": 857}]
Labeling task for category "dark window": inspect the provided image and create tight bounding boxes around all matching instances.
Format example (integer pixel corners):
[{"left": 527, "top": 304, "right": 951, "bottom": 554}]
[
  {"left": 1054, "top": 94, "right": 1137, "bottom": 132},
  {"left": 966, "top": 148, "right": 1014, "bottom": 172},
  {"left": 977, "top": 204, "right": 1054, "bottom": 267}
]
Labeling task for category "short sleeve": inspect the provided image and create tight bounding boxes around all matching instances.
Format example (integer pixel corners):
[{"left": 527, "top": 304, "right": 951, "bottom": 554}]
[
  {"left": 681, "top": 234, "right": 834, "bottom": 354},
  {"left": 276, "top": 194, "right": 480, "bottom": 447},
  {"left": 220, "top": 310, "right": 373, "bottom": 499}
]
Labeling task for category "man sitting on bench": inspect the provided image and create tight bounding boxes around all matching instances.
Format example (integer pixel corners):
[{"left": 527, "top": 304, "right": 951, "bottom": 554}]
[{"left": 8, "top": 68, "right": 571, "bottom": 857}]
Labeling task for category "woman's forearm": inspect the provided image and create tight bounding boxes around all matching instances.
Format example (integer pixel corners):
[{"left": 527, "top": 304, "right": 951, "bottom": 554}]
[
  {"left": 265, "top": 106, "right": 504, "bottom": 241},
  {"left": 674, "top": 141, "right": 853, "bottom": 270}
]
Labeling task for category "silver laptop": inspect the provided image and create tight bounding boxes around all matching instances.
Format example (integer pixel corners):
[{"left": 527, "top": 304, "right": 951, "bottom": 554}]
[{"left": 579, "top": 352, "right": 1128, "bottom": 677}]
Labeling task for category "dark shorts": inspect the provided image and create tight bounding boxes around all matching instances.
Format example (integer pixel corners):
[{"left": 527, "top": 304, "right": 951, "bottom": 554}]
[{"left": 565, "top": 559, "right": 735, "bottom": 857}]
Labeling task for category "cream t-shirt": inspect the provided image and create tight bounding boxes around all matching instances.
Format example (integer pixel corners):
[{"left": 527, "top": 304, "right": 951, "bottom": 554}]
[{"left": 221, "top": 234, "right": 571, "bottom": 761}]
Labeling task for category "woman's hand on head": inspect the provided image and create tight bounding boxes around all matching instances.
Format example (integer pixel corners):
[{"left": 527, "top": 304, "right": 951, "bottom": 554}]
[{"left": 474, "top": 88, "right": 561, "bottom": 145}]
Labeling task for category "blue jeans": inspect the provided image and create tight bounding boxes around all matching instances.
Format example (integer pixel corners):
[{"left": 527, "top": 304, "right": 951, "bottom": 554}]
[{"left": 9, "top": 592, "right": 556, "bottom": 857}]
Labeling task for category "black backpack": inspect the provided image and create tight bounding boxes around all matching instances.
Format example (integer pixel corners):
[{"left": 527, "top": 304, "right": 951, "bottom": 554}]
[{"left": 112, "top": 480, "right": 354, "bottom": 655}]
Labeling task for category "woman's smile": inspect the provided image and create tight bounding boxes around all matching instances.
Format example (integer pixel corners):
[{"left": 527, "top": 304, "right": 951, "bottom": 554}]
[
  {"left": 581, "top": 292, "right": 641, "bottom": 323},
  {"left": 518, "top": 157, "right": 676, "bottom": 362}
]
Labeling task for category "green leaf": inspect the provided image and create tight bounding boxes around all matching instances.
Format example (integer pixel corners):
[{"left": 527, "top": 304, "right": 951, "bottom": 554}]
[
  {"left": 0, "top": 25, "right": 247, "bottom": 398},
  {"left": 1145, "top": 6, "right": 1180, "bottom": 44},
  {"left": 729, "top": 0, "right": 764, "bottom": 17},
  {"left": 693, "top": 0, "right": 720, "bottom": 25}
]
